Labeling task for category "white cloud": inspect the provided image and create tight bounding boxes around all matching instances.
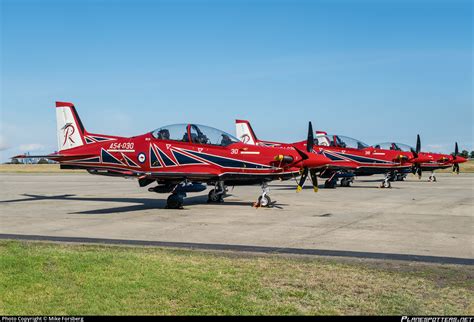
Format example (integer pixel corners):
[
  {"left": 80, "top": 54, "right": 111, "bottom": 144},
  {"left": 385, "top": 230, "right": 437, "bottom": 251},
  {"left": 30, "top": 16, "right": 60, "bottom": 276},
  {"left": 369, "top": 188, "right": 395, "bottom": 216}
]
[{"left": 19, "top": 143, "right": 45, "bottom": 151}]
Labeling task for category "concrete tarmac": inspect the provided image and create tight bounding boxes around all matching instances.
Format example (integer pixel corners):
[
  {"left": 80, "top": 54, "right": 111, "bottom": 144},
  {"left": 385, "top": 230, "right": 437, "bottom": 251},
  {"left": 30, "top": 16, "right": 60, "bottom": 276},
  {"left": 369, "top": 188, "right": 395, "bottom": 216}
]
[{"left": 0, "top": 173, "right": 472, "bottom": 262}]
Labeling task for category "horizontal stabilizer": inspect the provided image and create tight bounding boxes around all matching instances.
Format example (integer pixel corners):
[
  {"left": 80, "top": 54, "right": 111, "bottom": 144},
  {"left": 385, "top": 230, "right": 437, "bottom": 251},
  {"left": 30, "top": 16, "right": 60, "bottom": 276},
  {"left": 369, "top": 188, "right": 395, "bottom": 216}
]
[{"left": 12, "top": 153, "right": 96, "bottom": 161}]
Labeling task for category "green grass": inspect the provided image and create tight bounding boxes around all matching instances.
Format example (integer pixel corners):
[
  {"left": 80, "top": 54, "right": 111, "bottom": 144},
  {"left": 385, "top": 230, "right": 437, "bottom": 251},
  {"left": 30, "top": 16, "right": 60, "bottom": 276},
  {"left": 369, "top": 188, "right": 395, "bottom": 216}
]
[{"left": 0, "top": 241, "right": 472, "bottom": 315}]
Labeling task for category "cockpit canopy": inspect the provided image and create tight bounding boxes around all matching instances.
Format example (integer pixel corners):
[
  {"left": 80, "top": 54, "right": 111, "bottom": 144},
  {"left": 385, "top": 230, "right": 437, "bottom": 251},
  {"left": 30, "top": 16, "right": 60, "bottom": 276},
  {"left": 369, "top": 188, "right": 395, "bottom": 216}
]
[
  {"left": 315, "top": 134, "right": 369, "bottom": 150},
  {"left": 372, "top": 142, "right": 414, "bottom": 152},
  {"left": 151, "top": 124, "right": 240, "bottom": 147}
]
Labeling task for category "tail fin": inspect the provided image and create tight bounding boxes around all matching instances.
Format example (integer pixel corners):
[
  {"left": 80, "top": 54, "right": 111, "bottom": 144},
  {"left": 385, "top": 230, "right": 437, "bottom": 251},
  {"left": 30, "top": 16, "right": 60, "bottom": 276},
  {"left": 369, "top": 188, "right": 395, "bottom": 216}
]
[
  {"left": 56, "top": 101, "right": 86, "bottom": 151},
  {"left": 235, "top": 120, "right": 258, "bottom": 145}
]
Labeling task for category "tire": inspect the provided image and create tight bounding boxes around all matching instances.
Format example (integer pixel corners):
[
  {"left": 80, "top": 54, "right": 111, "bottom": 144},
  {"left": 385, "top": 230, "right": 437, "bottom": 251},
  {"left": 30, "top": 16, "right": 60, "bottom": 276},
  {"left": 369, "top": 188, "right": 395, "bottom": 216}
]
[
  {"left": 341, "top": 179, "right": 351, "bottom": 187},
  {"left": 166, "top": 194, "right": 183, "bottom": 209},
  {"left": 208, "top": 189, "right": 223, "bottom": 203},
  {"left": 258, "top": 195, "right": 271, "bottom": 207},
  {"left": 383, "top": 180, "right": 391, "bottom": 189}
]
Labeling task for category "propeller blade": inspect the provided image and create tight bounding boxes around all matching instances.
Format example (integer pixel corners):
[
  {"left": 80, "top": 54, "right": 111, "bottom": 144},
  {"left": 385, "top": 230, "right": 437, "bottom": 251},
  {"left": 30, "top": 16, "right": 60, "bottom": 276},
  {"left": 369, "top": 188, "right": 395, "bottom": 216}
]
[
  {"left": 417, "top": 166, "right": 422, "bottom": 179},
  {"left": 411, "top": 165, "right": 417, "bottom": 175},
  {"left": 410, "top": 147, "right": 418, "bottom": 159},
  {"left": 416, "top": 134, "right": 421, "bottom": 154},
  {"left": 307, "top": 121, "right": 314, "bottom": 153},
  {"left": 309, "top": 168, "right": 319, "bottom": 192},
  {"left": 454, "top": 142, "right": 459, "bottom": 157},
  {"left": 297, "top": 168, "right": 309, "bottom": 192}
]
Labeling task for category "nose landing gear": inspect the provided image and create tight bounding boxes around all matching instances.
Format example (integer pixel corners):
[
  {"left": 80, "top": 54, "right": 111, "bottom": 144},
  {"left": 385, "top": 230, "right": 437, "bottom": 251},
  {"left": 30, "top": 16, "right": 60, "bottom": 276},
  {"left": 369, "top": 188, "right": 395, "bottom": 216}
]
[
  {"left": 253, "top": 182, "right": 272, "bottom": 208},
  {"left": 428, "top": 172, "right": 437, "bottom": 182},
  {"left": 380, "top": 173, "right": 392, "bottom": 189}
]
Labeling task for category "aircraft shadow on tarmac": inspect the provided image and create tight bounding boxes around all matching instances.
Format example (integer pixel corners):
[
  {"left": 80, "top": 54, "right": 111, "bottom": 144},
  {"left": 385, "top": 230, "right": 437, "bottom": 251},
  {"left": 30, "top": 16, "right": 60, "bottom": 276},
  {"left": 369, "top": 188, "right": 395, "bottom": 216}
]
[{"left": 0, "top": 193, "right": 287, "bottom": 214}]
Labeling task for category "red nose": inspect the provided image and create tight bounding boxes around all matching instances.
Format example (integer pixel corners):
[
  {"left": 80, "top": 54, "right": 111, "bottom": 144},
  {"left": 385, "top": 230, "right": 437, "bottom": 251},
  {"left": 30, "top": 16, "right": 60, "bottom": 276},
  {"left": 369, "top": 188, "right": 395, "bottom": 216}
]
[
  {"left": 411, "top": 155, "right": 432, "bottom": 164},
  {"left": 453, "top": 156, "right": 467, "bottom": 164},
  {"left": 302, "top": 154, "right": 331, "bottom": 168}
]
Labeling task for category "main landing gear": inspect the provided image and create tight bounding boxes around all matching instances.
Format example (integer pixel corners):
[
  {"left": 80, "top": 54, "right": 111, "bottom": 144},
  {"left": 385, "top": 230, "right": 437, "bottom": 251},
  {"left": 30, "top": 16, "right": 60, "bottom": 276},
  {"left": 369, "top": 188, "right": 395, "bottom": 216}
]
[
  {"left": 340, "top": 177, "right": 353, "bottom": 187},
  {"left": 162, "top": 181, "right": 207, "bottom": 209},
  {"left": 397, "top": 173, "right": 407, "bottom": 181},
  {"left": 207, "top": 181, "right": 226, "bottom": 203},
  {"left": 390, "top": 172, "right": 406, "bottom": 182},
  {"left": 163, "top": 180, "right": 228, "bottom": 209},
  {"left": 162, "top": 180, "right": 274, "bottom": 209},
  {"left": 253, "top": 182, "right": 272, "bottom": 208},
  {"left": 166, "top": 193, "right": 185, "bottom": 209},
  {"left": 323, "top": 172, "right": 338, "bottom": 188}
]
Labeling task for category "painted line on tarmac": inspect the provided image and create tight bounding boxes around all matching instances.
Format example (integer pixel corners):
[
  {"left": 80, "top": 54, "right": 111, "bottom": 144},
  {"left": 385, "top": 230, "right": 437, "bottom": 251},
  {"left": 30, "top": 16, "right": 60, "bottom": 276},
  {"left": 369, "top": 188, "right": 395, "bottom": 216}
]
[{"left": 0, "top": 233, "right": 472, "bottom": 266}]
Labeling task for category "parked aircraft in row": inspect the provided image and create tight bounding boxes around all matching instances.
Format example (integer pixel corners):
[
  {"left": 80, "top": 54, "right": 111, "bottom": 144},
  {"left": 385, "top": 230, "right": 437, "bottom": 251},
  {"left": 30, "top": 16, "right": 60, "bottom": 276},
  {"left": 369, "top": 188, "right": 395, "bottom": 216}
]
[
  {"left": 235, "top": 120, "right": 466, "bottom": 188},
  {"left": 372, "top": 141, "right": 464, "bottom": 182},
  {"left": 13, "top": 102, "right": 467, "bottom": 208},
  {"left": 14, "top": 102, "right": 331, "bottom": 208}
]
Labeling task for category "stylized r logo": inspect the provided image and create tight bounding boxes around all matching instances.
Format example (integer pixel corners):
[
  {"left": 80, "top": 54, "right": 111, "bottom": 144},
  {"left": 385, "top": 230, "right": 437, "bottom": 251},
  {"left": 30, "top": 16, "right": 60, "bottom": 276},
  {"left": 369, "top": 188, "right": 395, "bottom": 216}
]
[
  {"left": 240, "top": 134, "right": 250, "bottom": 144},
  {"left": 62, "top": 123, "right": 76, "bottom": 146}
]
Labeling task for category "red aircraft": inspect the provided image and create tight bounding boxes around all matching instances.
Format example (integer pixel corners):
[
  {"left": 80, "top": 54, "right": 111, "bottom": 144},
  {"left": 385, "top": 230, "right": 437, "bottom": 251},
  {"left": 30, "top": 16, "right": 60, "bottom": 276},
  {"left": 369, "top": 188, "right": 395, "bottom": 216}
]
[
  {"left": 14, "top": 102, "right": 332, "bottom": 209},
  {"left": 372, "top": 141, "right": 467, "bottom": 182},
  {"left": 235, "top": 120, "right": 432, "bottom": 189}
]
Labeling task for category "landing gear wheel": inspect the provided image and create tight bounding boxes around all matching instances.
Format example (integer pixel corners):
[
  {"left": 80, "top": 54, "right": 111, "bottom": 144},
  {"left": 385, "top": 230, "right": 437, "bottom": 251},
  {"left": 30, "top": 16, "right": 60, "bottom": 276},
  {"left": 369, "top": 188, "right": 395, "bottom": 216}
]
[
  {"left": 429, "top": 175, "right": 437, "bottom": 182},
  {"left": 207, "top": 189, "right": 223, "bottom": 203},
  {"left": 257, "top": 195, "right": 271, "bottom": 207},
  {"left": 380, "top": 180, "right": 391, "bottom": 189},
  {"left": 166, "top": 194, "right": 183, "bottom": 209},
  {"left": 340, "top": 178, "right": 353, "bottom": 187}
]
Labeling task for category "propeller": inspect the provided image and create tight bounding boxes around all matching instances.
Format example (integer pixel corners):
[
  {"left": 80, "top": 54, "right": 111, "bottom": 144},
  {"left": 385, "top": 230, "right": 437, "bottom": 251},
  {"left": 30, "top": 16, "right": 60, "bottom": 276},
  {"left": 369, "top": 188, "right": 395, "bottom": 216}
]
[
  {"left": 307, "top": 121, "right": 314, "bottom": 153},
  {"left": 410, "top": 134, "right": 422, "bottom": 179},
  {"left": 297, "top": 122, "right": 319, "bottom": 192},
  {"left": 452, "top": 142, "right": 460, "bottom": 174}
]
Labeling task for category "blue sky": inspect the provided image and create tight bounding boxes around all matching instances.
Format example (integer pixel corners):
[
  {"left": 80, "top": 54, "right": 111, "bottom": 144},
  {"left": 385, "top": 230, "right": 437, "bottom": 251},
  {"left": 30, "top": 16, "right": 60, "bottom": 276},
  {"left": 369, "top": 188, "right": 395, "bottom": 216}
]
[{"left": 1, "top": 0, "right": 472, "bottom": 161}]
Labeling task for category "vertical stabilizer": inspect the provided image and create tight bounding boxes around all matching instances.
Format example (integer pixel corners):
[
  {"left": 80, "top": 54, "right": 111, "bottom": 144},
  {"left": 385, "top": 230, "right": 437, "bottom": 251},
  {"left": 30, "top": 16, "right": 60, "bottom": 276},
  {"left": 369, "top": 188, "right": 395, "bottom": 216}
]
[
  {"left": 55, "top": 101, "right": 86, "bottom": 151},
  {"left": 235, "top": 120, "right": 258, "bottom": 145}
]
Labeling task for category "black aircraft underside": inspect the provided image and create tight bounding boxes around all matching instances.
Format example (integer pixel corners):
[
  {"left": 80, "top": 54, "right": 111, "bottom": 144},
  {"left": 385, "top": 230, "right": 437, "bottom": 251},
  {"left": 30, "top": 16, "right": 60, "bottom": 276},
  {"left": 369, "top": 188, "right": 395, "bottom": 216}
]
[
  {"left": 61, "top": 164, "right": 298, "bottom": 185},
  {"left": 420, "top": 164, "right": 451, "bottom": 171}
]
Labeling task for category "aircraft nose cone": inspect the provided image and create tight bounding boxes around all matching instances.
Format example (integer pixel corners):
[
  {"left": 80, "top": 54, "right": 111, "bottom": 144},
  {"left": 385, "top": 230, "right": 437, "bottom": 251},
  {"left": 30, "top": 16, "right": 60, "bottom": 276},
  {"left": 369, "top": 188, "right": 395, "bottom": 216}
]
[
  {"left": 303, "top": 153, "right": 331, "bottom": 168},
  {"left": 454, "top": 156, "right": 468, "bottom": 164}
]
